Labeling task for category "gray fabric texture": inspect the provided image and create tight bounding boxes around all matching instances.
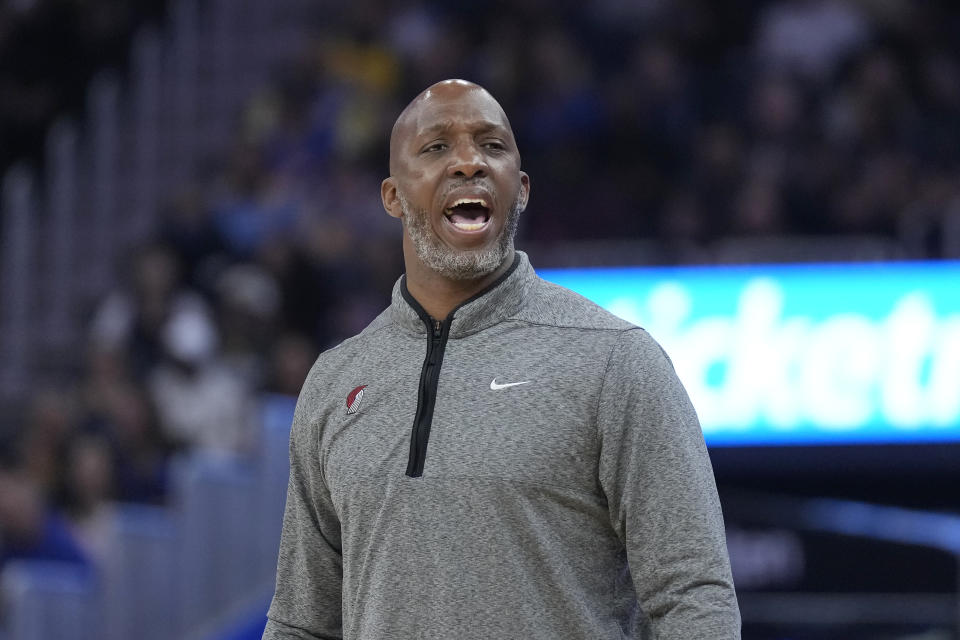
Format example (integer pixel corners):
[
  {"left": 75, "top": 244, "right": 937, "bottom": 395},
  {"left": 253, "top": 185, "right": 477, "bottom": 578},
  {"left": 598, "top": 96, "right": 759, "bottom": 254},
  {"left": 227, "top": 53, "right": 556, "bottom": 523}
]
[{"left": 263, "top": 251, "right": 740, "bottom": 640}]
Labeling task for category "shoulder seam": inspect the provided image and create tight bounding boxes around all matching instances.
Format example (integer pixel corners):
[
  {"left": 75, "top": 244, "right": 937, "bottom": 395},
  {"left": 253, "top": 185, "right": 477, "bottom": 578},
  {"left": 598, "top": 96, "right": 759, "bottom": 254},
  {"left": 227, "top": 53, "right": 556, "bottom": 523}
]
[
  {"left": 325, "top": 319, "right": 398, "bottom": 356},
  {"left": 506, "top": 317, "right": 636, "bottom": 332},
  {"left": 360, "top": 321, "right": 400, "bottom": 339}
]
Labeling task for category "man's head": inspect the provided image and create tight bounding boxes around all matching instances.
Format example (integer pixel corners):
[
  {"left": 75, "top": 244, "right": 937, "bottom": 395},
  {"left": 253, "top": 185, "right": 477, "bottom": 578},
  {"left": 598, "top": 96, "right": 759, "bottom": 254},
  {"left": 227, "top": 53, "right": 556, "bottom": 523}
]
[{"left": 381, "top": 80, "right": 530, "bottom": 281}]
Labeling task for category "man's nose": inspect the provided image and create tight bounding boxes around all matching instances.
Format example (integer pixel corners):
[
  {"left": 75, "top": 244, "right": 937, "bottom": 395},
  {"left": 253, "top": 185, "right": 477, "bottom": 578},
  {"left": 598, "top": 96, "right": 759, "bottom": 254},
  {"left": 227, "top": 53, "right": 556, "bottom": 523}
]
[{"left": 447, "top": 142, "right": 487, "bottom": 178}]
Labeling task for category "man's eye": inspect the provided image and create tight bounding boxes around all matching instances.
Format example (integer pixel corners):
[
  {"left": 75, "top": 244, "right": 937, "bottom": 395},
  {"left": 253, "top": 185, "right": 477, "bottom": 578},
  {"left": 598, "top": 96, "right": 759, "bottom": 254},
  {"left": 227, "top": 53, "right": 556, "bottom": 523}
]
[
  {"left": 483, "top": 141, "right": 506, "bottom": 151},
  {"left": 423, "top": 143, "right": 447, "bottom": 153}
]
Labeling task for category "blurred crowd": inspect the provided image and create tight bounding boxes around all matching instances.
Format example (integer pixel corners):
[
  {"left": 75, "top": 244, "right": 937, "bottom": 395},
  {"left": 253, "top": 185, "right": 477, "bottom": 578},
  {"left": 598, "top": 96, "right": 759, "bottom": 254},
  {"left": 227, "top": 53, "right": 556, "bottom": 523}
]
[
  {"left": 0, "top": 0, "right": 168, "bottom": 173},
  {"left": 2, "top": 0, "right": 960, "bottom": 578}
]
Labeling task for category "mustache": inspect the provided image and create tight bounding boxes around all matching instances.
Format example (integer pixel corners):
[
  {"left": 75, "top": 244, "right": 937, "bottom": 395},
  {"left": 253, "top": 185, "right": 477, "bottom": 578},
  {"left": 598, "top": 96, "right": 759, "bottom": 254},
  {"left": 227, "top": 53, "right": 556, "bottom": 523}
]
[{"left": 439, "top": 177, "right": 494, "bottom": 200}]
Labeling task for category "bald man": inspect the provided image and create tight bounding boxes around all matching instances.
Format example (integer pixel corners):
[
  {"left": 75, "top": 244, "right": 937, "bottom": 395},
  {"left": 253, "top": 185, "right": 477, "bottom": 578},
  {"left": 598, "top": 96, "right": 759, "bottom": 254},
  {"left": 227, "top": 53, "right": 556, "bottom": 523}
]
[{"left": 263, "top": 80, "right": 740, "bottom": 640}]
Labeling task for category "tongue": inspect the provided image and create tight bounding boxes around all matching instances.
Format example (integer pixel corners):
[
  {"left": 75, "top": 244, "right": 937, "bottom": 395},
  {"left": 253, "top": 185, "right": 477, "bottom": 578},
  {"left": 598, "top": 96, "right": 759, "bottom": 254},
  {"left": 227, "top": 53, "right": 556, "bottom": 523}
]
[{"left": 449, "top": 207, "right": 487, "bottom": 224}]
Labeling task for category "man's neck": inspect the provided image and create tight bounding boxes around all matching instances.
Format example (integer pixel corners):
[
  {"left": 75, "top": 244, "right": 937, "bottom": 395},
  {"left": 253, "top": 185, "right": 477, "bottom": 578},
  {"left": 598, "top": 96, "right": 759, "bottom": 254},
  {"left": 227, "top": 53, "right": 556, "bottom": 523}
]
[{"left": 403, "top": 250, "right": 515, "bottom": 321}]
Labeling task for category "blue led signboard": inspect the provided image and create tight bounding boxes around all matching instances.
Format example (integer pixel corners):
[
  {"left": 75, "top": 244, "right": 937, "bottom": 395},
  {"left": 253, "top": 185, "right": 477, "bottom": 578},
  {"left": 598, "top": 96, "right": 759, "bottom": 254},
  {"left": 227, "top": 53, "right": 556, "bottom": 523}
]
[{"left": 539, "top": 262, "right": 960, "bottom": 446}]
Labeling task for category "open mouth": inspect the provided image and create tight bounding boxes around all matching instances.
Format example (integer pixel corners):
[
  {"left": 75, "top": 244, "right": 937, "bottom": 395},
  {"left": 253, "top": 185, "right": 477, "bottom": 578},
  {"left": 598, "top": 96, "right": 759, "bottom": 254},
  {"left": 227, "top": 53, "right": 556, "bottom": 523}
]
[{"left": 444, "top": 198, "right": 491, "bottom": 232}]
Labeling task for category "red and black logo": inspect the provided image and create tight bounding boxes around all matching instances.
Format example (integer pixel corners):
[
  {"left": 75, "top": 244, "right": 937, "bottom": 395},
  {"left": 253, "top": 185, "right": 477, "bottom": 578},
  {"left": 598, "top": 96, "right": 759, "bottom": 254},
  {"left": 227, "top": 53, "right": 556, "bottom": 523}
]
[{"left": 346, "top": 385, "right": 367, "bottom": 415}]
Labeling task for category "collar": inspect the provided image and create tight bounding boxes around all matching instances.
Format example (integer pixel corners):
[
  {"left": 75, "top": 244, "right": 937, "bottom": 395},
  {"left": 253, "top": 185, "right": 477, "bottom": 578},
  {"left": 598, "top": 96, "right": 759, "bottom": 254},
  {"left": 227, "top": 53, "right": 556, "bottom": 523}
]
[{"left": 390, "top": 251, "right": 536, "bottom": 338}]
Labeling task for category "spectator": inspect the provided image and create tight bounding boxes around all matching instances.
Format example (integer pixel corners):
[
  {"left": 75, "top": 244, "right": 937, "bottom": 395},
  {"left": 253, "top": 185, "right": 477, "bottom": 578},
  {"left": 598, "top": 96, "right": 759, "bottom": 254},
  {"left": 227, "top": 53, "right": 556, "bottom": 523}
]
[
  {"left": 0, "top": 464, "right": 89, "bottom": 570},
  {"left": 215, "top": 263, "right": 282, "bottom": 387},
  {"left": 84, "top": 381, "right": 170, "bottom": 505},
  {"left": 147, "top": 301, "right": 255, "bottom": 455},
  {"left": 16, "top": 389, "right": 76, "bottom": 497},
  {"left": 58, "top": 433, "right": 116, "bottom": 570}
]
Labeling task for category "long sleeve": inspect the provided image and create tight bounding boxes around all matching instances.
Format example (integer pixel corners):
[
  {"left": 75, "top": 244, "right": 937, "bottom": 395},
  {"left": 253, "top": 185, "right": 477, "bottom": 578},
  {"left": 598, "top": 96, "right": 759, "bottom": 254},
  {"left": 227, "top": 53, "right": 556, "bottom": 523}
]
[
  {"left": 597, "top": 328, "right": 741, "bottom": 640},
  {"left": 263, "top": 378, "right": 344, "bottom": 640}
]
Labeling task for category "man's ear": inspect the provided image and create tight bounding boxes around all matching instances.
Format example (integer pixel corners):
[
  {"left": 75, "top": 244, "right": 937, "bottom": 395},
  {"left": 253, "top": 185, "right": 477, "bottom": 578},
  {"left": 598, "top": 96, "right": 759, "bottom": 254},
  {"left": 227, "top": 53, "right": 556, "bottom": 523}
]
[
  {"left": 381, "top": 177, "right": 403, "bottom": 219},
  {"left": 518, "top": 171, "right": 531, "bottom": 212}
]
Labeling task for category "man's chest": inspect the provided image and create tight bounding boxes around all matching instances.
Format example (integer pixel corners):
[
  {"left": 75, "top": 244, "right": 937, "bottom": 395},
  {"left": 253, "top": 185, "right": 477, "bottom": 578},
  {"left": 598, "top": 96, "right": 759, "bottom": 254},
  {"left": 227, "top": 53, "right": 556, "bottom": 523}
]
[{"left": 319, "top": 330, "right": 612, "bottom": 499}]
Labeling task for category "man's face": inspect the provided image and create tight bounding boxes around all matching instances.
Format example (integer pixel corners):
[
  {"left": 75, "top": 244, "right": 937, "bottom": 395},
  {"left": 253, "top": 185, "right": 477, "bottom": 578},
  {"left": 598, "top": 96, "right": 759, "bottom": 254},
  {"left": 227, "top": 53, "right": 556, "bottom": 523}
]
[{"left": 383, "top": 82, "right": 530, "bottom": 280}]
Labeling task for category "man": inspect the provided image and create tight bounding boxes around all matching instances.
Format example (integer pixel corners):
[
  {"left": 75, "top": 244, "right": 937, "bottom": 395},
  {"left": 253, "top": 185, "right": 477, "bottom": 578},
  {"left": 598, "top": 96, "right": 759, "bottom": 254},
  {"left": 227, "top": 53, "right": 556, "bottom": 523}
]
[{"left": 264, "top": 79, "right": 740, "bottom": 639}]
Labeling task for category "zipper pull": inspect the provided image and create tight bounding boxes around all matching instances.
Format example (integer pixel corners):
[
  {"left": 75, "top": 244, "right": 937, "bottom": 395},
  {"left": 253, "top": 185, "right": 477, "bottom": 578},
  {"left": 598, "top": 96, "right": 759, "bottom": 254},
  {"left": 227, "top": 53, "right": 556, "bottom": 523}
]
[{"left": 433, "top": 318, "right": 442, "bottom": 336}]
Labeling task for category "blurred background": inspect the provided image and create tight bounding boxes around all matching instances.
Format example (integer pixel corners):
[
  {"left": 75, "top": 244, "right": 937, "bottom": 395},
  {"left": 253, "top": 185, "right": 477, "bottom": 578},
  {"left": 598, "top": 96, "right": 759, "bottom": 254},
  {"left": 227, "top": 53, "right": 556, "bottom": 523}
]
[{"left": 0, "top": 0, "right": 958, "bottom": 638}]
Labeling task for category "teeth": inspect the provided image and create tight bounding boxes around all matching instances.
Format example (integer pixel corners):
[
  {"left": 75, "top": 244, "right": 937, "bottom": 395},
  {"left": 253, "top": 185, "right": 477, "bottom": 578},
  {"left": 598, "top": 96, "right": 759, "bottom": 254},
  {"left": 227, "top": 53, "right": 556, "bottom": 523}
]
[
  {"left": 451, "top": 221, "right": 486, "bottom": 231},
  {"left": 444, "top": 198, "right": 489, "bottom": 214}
]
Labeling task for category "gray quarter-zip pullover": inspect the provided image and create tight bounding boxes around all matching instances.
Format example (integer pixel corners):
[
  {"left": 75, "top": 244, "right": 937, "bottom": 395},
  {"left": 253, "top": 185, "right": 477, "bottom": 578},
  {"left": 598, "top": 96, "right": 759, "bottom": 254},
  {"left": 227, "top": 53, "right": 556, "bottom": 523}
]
[{"left": 264, "top": 252, "right": 740, "bottom": 639}]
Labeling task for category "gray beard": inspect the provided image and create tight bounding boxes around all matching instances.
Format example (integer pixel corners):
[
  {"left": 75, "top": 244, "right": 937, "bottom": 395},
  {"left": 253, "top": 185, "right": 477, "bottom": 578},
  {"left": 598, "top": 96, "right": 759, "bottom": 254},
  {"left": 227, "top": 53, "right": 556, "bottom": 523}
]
[{"left": 399, "top": 191, "right": 523, "bottom": 281}]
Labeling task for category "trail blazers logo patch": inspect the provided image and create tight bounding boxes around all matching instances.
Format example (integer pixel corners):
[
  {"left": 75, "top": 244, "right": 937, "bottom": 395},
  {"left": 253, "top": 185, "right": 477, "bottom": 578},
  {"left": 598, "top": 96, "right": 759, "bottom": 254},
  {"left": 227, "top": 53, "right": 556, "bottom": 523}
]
[{"left": 346, "top": 385, "right": 367, "bottom": 415}]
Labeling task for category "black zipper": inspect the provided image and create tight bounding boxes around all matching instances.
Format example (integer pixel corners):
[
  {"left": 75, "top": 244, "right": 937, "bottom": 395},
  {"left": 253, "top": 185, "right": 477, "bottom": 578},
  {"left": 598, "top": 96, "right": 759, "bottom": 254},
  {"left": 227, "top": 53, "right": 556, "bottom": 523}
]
[
  {"left": 399, "top": 253, "right": 521, "bottom": 478},
  {"left": 406, "top": 315, "right": 452, "bottom": 477}
]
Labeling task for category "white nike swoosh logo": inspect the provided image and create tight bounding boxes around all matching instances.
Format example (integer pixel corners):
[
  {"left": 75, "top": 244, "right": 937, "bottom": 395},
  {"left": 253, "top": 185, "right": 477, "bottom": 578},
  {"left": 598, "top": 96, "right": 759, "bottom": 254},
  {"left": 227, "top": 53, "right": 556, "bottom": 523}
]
[{"left": 490, "top": 378, "right": 531, "bottom": 390}]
